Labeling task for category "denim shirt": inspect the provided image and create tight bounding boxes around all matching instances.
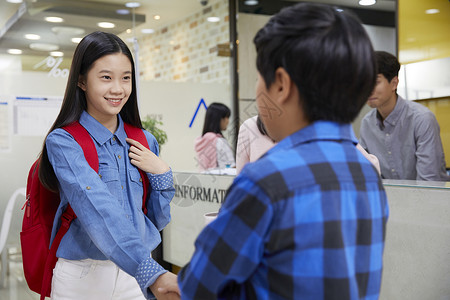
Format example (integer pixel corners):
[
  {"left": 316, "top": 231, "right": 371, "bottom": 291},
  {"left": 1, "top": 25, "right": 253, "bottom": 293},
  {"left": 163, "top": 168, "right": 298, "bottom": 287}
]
[{"left": 46, "top": 111, "right": 175, "bottom": 298}]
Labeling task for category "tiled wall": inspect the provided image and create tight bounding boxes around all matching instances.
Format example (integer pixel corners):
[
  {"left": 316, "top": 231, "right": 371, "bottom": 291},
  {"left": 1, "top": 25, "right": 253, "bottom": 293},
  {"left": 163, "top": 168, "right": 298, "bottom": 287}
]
[{"left": 138, "top": 0, "right": 230, "bottom": 84}]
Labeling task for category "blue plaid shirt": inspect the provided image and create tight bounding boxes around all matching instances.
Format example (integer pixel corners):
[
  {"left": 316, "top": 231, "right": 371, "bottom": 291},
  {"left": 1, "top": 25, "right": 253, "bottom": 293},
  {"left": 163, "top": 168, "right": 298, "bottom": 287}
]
[{"left": 178, "top": 121, "right": 389, "bottom": 300}]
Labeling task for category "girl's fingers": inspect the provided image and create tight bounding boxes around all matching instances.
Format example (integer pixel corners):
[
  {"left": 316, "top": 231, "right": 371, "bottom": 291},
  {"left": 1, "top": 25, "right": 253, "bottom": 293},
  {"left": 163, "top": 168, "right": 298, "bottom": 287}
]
[
  {"left": 126, "top": 138, "right": 144, "bottom": 150},
  {"left": 129, "top": 145, "right": 143, "bottom": 155}
]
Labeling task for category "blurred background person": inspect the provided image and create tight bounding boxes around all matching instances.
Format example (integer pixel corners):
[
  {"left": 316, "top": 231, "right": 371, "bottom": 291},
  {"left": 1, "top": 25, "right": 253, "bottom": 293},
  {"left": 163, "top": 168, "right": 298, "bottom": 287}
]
[
  {"left": 360, "top": 51, "right": 449, "bottom": 181},
  {"left": 194, "top": 102, "right": 235, "bottom": 171},
  {"left": 236, "top": 115, "right": 275, "bottom": 174}
]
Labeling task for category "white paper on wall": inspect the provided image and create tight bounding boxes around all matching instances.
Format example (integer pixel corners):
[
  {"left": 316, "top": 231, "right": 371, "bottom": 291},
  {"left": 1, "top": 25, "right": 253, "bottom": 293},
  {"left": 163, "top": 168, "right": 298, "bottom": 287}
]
[
  {"left": 13, "top": 96, "right": 62, "bottom": 136},
  {"left": 0, "top": 95, "right": 12, "bottom": 152}
]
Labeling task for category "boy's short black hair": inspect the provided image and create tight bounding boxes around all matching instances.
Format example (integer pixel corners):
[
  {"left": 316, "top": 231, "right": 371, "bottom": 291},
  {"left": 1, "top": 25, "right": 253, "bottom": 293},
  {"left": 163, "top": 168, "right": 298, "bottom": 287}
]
[
  {"left": 375, "top": 51, "right": 400, "bottom": 82},
  {"left": 254, "top": 3, "right": 376, "bottom": 123}
]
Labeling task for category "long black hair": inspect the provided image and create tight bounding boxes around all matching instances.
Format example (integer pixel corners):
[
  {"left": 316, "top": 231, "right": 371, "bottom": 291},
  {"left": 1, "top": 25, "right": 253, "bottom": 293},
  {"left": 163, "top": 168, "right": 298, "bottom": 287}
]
[
  {"left": 202, "top": 102, "right": 231, "bottom": 136},
  {"left": 39, "top": 31, "right": 142, "bottom": 191}
]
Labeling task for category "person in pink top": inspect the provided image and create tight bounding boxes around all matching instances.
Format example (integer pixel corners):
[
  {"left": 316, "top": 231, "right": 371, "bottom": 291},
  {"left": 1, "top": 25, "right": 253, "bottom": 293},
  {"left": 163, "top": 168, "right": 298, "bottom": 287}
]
[
  {"left": 194, "top": 103, "right": 235, "bottom": 171},
  {"left": 236, "top": 115, "right": 276, "bottom": 174}
]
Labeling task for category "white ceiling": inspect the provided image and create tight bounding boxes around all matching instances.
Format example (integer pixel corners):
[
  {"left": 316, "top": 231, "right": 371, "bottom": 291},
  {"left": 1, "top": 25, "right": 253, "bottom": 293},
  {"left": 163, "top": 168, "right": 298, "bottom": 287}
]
[
  {"left": 0, "top": 0, "right": 202, "bottom": 56},
  {"left": 0, "top": 0, "right": 396, "bottom": 57}
]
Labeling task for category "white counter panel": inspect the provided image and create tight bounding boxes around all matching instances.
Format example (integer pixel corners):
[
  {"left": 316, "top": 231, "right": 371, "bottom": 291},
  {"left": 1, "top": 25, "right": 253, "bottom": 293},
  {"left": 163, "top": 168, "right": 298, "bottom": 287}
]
[{"left": 163, "top": 172, "right": 233, "bottom": 267}]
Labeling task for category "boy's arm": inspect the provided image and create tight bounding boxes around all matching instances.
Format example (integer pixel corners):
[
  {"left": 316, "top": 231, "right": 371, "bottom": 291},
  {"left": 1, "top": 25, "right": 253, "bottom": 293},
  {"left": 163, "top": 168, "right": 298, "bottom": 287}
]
[{"left": 177, "top": 175, "right": 273, "bottom": 298}]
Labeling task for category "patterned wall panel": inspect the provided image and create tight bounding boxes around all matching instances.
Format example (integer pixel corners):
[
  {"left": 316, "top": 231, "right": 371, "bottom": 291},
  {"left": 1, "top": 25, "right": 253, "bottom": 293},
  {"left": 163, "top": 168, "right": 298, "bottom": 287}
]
[{"left": 138, "top": 0, "right": 230, "bottom": 84}]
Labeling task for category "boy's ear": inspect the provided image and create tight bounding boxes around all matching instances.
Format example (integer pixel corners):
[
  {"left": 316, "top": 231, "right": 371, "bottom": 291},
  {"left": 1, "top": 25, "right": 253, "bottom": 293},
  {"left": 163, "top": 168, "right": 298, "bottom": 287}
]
[
  {"left": 77, "top": 76, "right": 86, "bottom": 91},
  {"left": 273, "top": 67, "right": 293, "bottom": 105}
]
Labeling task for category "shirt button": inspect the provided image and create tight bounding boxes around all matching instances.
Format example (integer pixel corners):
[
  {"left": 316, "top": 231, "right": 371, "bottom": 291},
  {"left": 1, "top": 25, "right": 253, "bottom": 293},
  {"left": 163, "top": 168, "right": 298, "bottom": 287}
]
[
  {"left": 112, "top": 137, "right": 116, "bottom": 141},
  {"left": 121, "top": 185, "right": 124, "bottom": 190},
  {"left": 139, "top": 178, "right": 143, "bottom": 182},
  {"left": 391, "top": 169, "right": 395, "bottom": 172},
  {"left": 86, "top": 186, "right": 91, "bottom": 190},
  {"left": 388, "top": 151, "right": 391, "bottom": 155},
  {"left": 99, "top": 174, "right": 102, "bottom": 178},
  {"left": 118, "top": 155, "right": 121, "bottom": 159},
  {"left": 386, "top": 133, "right": 390, "bottom": 137}
]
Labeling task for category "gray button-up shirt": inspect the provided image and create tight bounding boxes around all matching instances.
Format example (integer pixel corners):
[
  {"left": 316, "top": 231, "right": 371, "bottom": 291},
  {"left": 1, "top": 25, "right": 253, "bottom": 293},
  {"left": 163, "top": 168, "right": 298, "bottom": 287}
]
[{"left": 359, "top": 95, "right": 449, "bottom": 181}]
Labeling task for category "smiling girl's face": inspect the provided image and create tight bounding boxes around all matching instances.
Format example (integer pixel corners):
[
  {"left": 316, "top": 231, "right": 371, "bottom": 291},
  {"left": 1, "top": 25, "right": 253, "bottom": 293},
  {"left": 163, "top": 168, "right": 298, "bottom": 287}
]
[{"left": 78, "top": 53, "right": 132, "bottom": 126}]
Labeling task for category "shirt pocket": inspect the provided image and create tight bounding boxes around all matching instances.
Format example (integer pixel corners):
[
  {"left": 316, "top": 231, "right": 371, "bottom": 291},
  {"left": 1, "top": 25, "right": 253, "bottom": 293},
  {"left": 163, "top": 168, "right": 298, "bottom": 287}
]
[
  {"left": 98, "top": 168, "right": 121, "bottom": 199},
  {"left": 128, "top": 167, "right": 145, "bottom": 209}
]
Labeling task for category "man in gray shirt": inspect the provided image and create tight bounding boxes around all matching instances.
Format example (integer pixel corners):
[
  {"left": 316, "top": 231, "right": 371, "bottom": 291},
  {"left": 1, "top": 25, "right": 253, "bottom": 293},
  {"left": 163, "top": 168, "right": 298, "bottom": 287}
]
[{"left": 360, "top": 51, "right": 449, "bottom": 181}]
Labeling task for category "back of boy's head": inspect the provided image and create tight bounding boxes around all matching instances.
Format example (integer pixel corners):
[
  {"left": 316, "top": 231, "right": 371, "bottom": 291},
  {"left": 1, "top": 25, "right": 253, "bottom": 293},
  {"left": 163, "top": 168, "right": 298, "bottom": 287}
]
[
  {"left": 375, "top": 51, "right": 400, "bottom": 82},
  {"left": 254, "top": 3, "right": 376, "bottom": 123}
]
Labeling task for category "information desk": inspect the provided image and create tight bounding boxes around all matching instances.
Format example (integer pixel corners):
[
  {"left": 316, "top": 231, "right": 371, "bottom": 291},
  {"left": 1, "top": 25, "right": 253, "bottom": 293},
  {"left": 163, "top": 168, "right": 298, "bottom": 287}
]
[{"left": 163, "top": 172, "right": 450, "bottom": 300}]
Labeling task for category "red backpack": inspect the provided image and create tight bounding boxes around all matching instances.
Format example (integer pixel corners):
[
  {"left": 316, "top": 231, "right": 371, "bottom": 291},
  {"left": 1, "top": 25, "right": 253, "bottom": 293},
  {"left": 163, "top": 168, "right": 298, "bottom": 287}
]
[{"left": 20, "top": 121, "right": 150, "bottom": 300}]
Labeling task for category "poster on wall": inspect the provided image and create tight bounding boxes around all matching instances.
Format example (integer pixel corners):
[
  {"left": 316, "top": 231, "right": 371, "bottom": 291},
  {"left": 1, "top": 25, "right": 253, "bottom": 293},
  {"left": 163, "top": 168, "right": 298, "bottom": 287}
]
[
  {"left": 0, "top": 95, "right": 12, "bottom": 152},
  {"left": 13, "top": 96, "right": 62, "bottom": 136}
]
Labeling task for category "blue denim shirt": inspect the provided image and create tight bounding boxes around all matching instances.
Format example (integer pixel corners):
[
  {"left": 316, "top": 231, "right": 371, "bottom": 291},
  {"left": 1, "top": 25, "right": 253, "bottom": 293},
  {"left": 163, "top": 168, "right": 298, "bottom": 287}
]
[{"left": 46, "top": 111, "right": 175, "bottom": 298}]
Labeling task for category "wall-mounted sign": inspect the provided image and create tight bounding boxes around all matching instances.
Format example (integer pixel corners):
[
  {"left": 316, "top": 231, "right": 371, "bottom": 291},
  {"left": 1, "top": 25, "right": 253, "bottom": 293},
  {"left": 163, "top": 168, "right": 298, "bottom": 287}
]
[{"left": 33, "top": 56, "right": 69, "bottom": 78}]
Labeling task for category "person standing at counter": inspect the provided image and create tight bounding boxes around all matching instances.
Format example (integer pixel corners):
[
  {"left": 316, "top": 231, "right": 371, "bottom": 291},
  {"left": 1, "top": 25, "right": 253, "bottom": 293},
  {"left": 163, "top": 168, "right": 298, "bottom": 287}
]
[
  {"left": 38, "top": 32, "right": 179, "bottom": 299},
  {"left": 360, "top": 51, "right": 450, "bottom": 181},
  {"left": 236, "top": 115, "right": 275, "bottom": 174},
  {"left": 194, "top": 102, "right": 235, "bottom": 171},
  {"left": 176, "top": 3, "right": 389, "bottom": 299}
]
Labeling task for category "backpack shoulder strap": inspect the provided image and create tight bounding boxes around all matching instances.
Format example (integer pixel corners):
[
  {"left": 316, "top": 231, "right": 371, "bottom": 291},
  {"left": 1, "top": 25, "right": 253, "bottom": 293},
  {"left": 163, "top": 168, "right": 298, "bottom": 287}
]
[
  {"left": 123, "top": 123, "right": 150, "bottom": 215},
  {"left": 123, "top": 123, "right": 150, "bottom": 149},
  {"left": 63, "top": 121, "right": 99, "bottom": 171}
]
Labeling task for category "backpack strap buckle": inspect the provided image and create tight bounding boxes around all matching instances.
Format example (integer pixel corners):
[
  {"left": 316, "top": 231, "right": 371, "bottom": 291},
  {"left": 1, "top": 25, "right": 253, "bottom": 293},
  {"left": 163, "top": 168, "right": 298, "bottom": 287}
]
[{"left": 60, "top": 205, "right": 76, "bottom": 228}]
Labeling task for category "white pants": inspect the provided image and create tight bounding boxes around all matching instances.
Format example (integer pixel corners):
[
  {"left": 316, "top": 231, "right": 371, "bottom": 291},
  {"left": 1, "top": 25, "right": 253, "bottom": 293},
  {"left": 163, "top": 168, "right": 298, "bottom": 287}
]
[{"left": 51, "top": 258, "right": 146, "bottom": 300}]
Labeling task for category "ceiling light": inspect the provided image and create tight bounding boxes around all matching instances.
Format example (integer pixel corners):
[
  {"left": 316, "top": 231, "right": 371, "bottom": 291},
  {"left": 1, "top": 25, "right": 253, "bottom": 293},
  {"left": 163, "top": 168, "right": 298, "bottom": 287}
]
[
  {"left": 71, "top": 37, "right": 82, "bottom": 43},
  {"left": 7, "top": 49, "right": 22, "bottom": 55},
  {"left": 50, "top": 51, "right": 64, "bottom": 57},
  {"left": 141, "top": 28, "right": 155, "bottom": 34},
  {"left": 29, "top": 43, "right": 59, "bottom": 51},
  {"left": 244, "top": 0, "right": 258, "bottom": 5},
  {"left": 25, "top": 34, "right": 40, "bottom": 40},
  {"left": 45, "top": 16, "right": 64, "bottom": 23},
  {"left": 52, "top": 26, "right": 85, "bottom": 35},
  {"left": 153, "top": 15, "right": 161, "bottom": 20},
  {"left": 425, "top": 9, "right": 440, "bottom": 14},
  {"left": 6, "top": 0, "right": 23, "bottom": 3},
  {"left": 207, "top": 16, "right": 220, "bottom": 23},
  {"left": 116, "top": 9, "right": 130, "bottom": 15},
  {"left": 97, "top": 22, "right": 115, "bottom": 29},
  {"left": 358, "top": 0, "right": 376, "bottom": 6},
  {"left": 125, "top": 2, "right": 140, "bottom": 8}
]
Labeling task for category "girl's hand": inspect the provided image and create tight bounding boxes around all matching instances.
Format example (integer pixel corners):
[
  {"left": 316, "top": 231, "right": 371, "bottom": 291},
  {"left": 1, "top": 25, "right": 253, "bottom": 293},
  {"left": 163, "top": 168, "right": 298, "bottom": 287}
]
[{"left": 126, "top": 138, "right": 170, "bottom": 174}]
